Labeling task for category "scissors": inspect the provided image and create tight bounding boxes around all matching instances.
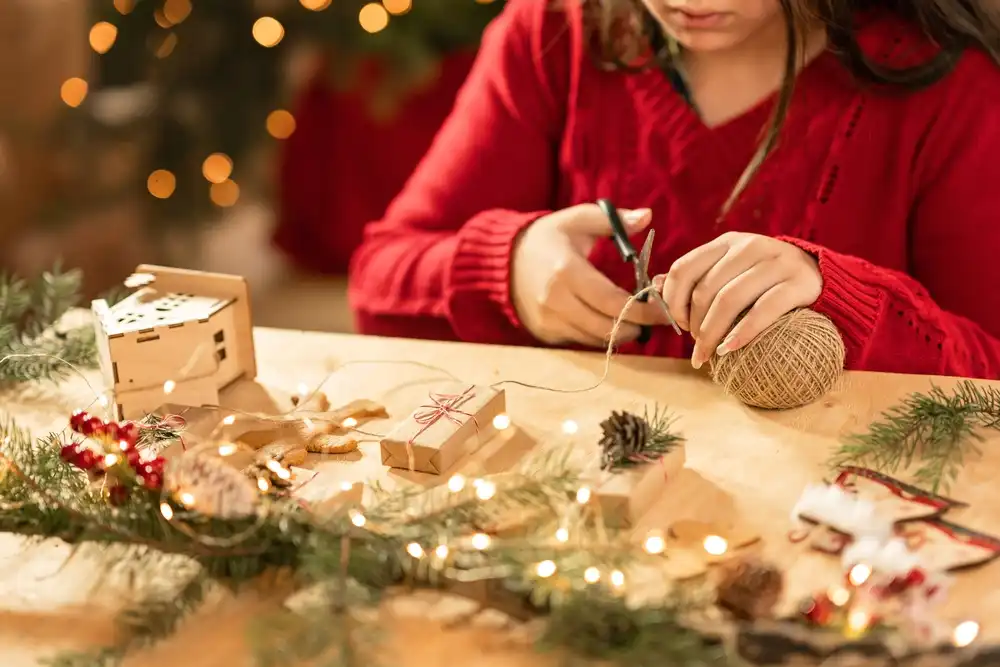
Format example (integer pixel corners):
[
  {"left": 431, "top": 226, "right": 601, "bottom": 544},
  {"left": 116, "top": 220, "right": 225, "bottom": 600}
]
[{"left": 597, "top": 199, "right": 683, "bottom": 343}]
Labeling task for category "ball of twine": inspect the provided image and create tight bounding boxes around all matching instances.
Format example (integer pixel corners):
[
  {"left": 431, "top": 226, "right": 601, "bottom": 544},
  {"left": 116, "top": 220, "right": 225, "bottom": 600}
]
[{"left": 709, "top": 308, "right": 845, "bottom": 410}]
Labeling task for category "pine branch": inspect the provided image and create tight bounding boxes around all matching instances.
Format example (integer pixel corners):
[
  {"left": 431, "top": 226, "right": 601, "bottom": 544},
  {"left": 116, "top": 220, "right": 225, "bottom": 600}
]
[
  {"left": 42, "top": 572, "right": 212, "bottom": 667},
  {"left": 541, "top": 589, "right": 730, "bottom": 667},
  {"left": 0, "top": 265, "right": 99, "bottom": 385},
  {"left": 831, "top": 381, "right": 1000, "bottom": 492},
  {"left": 610, "top": 405, "right": 685, "bottom": 472}
]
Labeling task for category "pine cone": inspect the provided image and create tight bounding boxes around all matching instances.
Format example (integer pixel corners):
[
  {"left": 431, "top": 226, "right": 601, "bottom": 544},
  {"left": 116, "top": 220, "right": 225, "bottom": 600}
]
[
  {"left": 716, "top": 557, "right": 784, "bottom": 621},
  {"left": 598, "top": 411, "right": 650, "bottom": 470}
]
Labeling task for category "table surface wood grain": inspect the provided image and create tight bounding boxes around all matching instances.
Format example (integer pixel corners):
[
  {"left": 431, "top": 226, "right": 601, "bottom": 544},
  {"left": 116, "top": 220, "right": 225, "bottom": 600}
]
[{"left": 2, "top": 328, "right": 999, "bottom": 666}]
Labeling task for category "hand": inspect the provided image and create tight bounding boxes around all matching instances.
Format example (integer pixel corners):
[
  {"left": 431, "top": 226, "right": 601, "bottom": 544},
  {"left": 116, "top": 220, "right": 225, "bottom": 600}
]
[
  {"left": 655, "top": 232, "right": 823, "bottom": 368},
  {"left": 511, "top": 204, "right": 667, "bottom": 346}
]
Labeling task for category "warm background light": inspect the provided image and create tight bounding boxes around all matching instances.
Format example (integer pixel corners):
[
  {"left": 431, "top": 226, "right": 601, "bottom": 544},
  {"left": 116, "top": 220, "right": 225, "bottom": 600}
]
[
  {"left": 147, "top": 170, "right": 176, "bottom": 199},
  {"left": 266, "top": 110, "right": 296, "bottom": 139},
  {"left": 89, "top": 22, "right": 118, "bottom": 54},
  {"left": 253, "top": 17, "right": 285, "bottom": 47},
  {"left": 383, "top": 0, "right": 412, "bottom": 15},
  {"left": 113, "top": 0, "right": 135, "bottom": 14},
  {"left": 358, "top": 3, "right": 390, "bottom": 33},
  {"left": 210, "top": 180, "right": 240, "bottom": 207},
  {"left": 60, "top": 78, "right": 89, "bottom": 108},
  {"left": 300, "top": 0, "right": 333, "bottom": 9},
  {"left": 163, "top": 0, "right": 193, "bottom": 25},
  {"left": 202, "top": 153, "right": 233, "bottom": 184},
  {"left": 154, "top": 33, "right": 179, "bottom": 59}
]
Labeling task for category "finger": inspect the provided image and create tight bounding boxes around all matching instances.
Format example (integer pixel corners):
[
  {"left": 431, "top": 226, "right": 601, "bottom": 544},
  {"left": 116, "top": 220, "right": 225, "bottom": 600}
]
[
  {"left": 660, "top": 240, "right": 730, "bottom": 332},
  {"left": 688, "top": 243, "right": 778, "bottom": 339},
  {"left": 565, "top": 259, "right": 666, "bottom": 326},
  {"left": 558, "top": 204, "right": 653, "bottom": 244},
  {"left": 714, "top": 283, "right": 809, "bottom": 357},
  {"left": 690, "top": 260, "right": 785, "bottom": 368},
  {"left": 562, "top": 293, "right": 641, "bottom": 345}
]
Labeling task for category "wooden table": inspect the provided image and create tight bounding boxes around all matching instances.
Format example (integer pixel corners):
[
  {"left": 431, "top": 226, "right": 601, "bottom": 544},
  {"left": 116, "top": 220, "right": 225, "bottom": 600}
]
[{"left": 2, "top": 329, "right": 999, "bottom": 667}]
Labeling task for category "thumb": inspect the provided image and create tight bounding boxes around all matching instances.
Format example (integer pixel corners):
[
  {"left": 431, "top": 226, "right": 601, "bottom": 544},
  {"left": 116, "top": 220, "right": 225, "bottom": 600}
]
[{"left": 561, "top": 204, "right": 653, "bottom": 239}]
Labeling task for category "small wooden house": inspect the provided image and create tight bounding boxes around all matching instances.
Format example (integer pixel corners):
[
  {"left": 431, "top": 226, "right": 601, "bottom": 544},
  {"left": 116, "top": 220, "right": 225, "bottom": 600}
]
[{"left": 91, "top": 265, "right": 257, "bottom": 420}]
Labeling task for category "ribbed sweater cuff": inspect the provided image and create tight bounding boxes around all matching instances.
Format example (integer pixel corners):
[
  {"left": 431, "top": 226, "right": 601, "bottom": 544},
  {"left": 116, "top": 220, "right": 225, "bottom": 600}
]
[
  {"left": 446, "top": 209, "right": 548, "bottom": 342},
  {"left": 779, "top": 237, "right": 884, "bottom": 365}
]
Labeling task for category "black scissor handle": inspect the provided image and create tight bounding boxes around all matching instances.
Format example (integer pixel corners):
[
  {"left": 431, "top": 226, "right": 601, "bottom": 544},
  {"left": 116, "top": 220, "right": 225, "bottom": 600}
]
[{"left": 597, "top": 198, "right": 636, "bottom": 263}]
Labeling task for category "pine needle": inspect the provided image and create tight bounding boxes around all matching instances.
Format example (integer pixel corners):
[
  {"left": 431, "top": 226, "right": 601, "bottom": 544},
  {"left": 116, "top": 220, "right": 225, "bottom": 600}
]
[
  {"left": 0, "top": 265, "right": 99, "bottom": 385},
  {"left": 831, "top": 381, "right": 1000, "bottom": 492}
]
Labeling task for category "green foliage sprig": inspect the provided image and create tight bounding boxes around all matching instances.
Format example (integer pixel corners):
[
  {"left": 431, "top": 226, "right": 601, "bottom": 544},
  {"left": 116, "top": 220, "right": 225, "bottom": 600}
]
[
  {"left": 831, "top": 381, "right": 1000, "bottom": 492},
  {"left": 0, "top": 266, "right": 98, "bottom": 384}
]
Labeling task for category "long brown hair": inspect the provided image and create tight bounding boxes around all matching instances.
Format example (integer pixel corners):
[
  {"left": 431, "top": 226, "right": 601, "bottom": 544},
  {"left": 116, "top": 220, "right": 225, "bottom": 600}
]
[{"left": 585, "top": 0, "right": 1000, "bottom": 215}]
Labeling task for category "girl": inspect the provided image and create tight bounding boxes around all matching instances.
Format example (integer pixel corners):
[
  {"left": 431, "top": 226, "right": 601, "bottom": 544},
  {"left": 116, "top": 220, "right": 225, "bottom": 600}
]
[{"left": 348, "top": 0, "right": 1000, "bottom": 379}]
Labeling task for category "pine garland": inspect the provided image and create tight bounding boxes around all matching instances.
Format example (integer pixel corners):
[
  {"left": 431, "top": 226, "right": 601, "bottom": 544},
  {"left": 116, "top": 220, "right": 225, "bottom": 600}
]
[
  {"left": 0, "top": 416, "right": 729, "bottom": 667},
  {"left": 831, "top": 381, "right": 1000, "bottom": 492},
  {"left": 0, "top": 266, "right": 98, "bottom": 384}
]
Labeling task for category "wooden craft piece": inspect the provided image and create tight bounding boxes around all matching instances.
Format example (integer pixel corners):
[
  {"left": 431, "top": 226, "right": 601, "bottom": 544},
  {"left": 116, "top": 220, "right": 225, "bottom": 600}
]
[
  {"left": 661, "top": 549, "right": 710, "bottom": 580},
  {"left": 897, "top": 519, "right": 1000, "bottom": 572},
  {"left": 301, "top": 398, "right": 388, "bottom": 453},
  {"left": 669, "top": 519, "right": 761, "bottom": 551},
  {"left": 92, "top": 265, "right": 257, "bottom": 421},
  {"left": 380, "top": 384, "right": 506, "bottom": 475}
]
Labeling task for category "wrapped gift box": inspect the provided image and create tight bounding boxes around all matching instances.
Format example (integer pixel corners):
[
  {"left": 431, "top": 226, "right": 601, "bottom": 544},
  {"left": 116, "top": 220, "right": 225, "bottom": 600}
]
[
  {"left": 593, "top": 444, "right": 686, "bottom": 529},
  {"left": 380, "top": 384, "right": 506, "bottom": 475}
]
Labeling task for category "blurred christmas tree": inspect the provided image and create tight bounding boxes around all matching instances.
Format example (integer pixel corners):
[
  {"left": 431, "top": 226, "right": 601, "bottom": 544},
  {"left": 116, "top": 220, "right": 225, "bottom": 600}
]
[{"left": 53, "top": 0, "right": 503, "bottom": 231}]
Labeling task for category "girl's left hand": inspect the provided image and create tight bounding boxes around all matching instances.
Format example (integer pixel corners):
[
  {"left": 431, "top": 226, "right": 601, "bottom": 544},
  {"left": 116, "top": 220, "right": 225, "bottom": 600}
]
[{"left": 653, "top": 232, "right": 823, "bottom": 369}]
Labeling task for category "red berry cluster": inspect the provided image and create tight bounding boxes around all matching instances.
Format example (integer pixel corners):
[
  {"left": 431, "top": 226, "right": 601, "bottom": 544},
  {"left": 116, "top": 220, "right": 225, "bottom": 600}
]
[{"left": 61, "top": 410, "right": 166, "bottom": 505}]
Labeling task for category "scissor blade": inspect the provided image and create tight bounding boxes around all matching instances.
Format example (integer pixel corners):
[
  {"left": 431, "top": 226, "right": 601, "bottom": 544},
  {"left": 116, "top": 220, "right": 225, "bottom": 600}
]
[
  {"left": 652, "top": 289, "right": 683, "bottom": 335},
  {"left": 638, "top": 230, "right": 655, "bottom": 277}
]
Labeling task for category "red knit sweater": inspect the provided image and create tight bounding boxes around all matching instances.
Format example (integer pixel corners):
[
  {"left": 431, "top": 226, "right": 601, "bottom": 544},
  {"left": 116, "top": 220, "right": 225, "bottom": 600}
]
[{"left": 348, "top": 0, "right": 1000, "bottom": 379}]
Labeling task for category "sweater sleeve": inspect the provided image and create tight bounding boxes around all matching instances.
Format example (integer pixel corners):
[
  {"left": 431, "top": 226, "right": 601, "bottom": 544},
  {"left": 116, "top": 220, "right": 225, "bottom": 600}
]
[
  {"left": 347, "top": 0, "right": 572, "bottom": 345},
  {"left": 781, "top": 53, "right": 1000, "bottom": 379}
]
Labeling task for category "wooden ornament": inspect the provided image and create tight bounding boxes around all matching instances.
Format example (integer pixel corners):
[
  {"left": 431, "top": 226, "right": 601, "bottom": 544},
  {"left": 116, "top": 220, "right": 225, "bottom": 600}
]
[{"left": 710, "top": 308, "right": 845, "bottom": 410}]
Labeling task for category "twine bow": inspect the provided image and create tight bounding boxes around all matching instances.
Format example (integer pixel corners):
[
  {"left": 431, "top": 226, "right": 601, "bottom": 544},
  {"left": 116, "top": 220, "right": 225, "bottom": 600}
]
[
  {"left": 405, "top": 386, "right": 478, "bottom": 472},
  {"left": 628, "top": 452, "right": 670, "bottom": 481}
]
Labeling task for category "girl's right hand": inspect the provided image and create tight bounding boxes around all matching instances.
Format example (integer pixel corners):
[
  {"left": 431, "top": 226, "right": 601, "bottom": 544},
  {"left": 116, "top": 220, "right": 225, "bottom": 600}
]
[{"left": 510, "top": 204, "right": 667, "bottom": 346}]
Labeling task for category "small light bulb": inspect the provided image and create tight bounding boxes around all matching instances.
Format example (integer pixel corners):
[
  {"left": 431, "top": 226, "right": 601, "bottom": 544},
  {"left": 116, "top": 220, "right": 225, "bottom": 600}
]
[
  {"left": 159, "top": 503, "right": 174, "bottom": 520},
  {"left": 561, "top": 419, "right": 579, "bottom": 434},
  {"left": 297, "top": 382, "right": 309, "bottom": 396},
  {"left": 848, "top": 563, "right": 872, "bottom": 586},
  {"left": 555, "top": 527, "right": 569, "bottom": 543},
  {"left": 104, "top": 453, "right": 119, "bottom": 467},
  {"left": 828, "top": 585, "right": 851, "bottom": 607},
  {"left": 257, "top": 477, "right": 270, "bottom": 492},
  {"left": 492, "top": 414, "right": 510, "bottom": 430},
  {"left": 575, "top": 487, "right": 591, "bottom": 504},
  {"left": 349, "top": 510, "right": 366, "bottom": 527},
  {"left": 471, "top": 533, "right": 491, "bottom": 550},
  {"left": 217, "top": 443, "right": 238, "bottom": 456},
  {"left": 302, "top": 418, "right": 315, "bottom": 432},
  {"left": 846, "top": 608, "right": 872, "bottom": 635},
  {"left": 340, "top": 481, "right": 354, "bottom": 492},
  {"left": 266, "top": 460, "right": 283, "bottom": 473},
  {"left": 179, "top": 492, "right": 195, "bottom": 507},
  {"left": 610, "top": 570, "right": 625, "bottom": 587},
  {"left": 406, "top": 542, "right": 424, "bottom": 559},
  {"left": 447, "top": 474, "right": 466, "bottom": 492},
  {"left": 644, "top": 533, "right": 666, "bottom": 554},
  {"left": 341, "top": 417, "right": 358, "bottom": 428},
  {"left": 275, "top": 466, "right": 292, "bottom": 480},
  {"left": 475, "top": 480, "right": 497, "bottom": 500},
  {"left": 953, "top": 620, "right": 980, "bottom": 648},
  {"left": 163, "top": 379, "right": 176, "bottom": 394},
  {"left": 703, "top": 535, "right": 729, "bottom": 556},
  {"left": 98, "top": 395, "right": 110, "bottom": 408},
  {"left": 434, "top": 544, "right": 449, "bottom": 559},
  {"left": 535, "top": 560, "right": 557, "bottom": 578},
  {"left": 584, "top": 567, "right": 601, "bottom": 583},
  {"left": 222, "top": 415, "right": 236, "bottom": 426}
]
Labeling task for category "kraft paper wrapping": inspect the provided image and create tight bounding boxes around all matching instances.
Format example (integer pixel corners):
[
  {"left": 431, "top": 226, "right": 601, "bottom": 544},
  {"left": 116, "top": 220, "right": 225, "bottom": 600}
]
[
  {"left": 594, "top": 444, "right": 686, "bottom": 529},
  {"left": 380, "top": 384, "right": 506, "bottom": 475}
]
